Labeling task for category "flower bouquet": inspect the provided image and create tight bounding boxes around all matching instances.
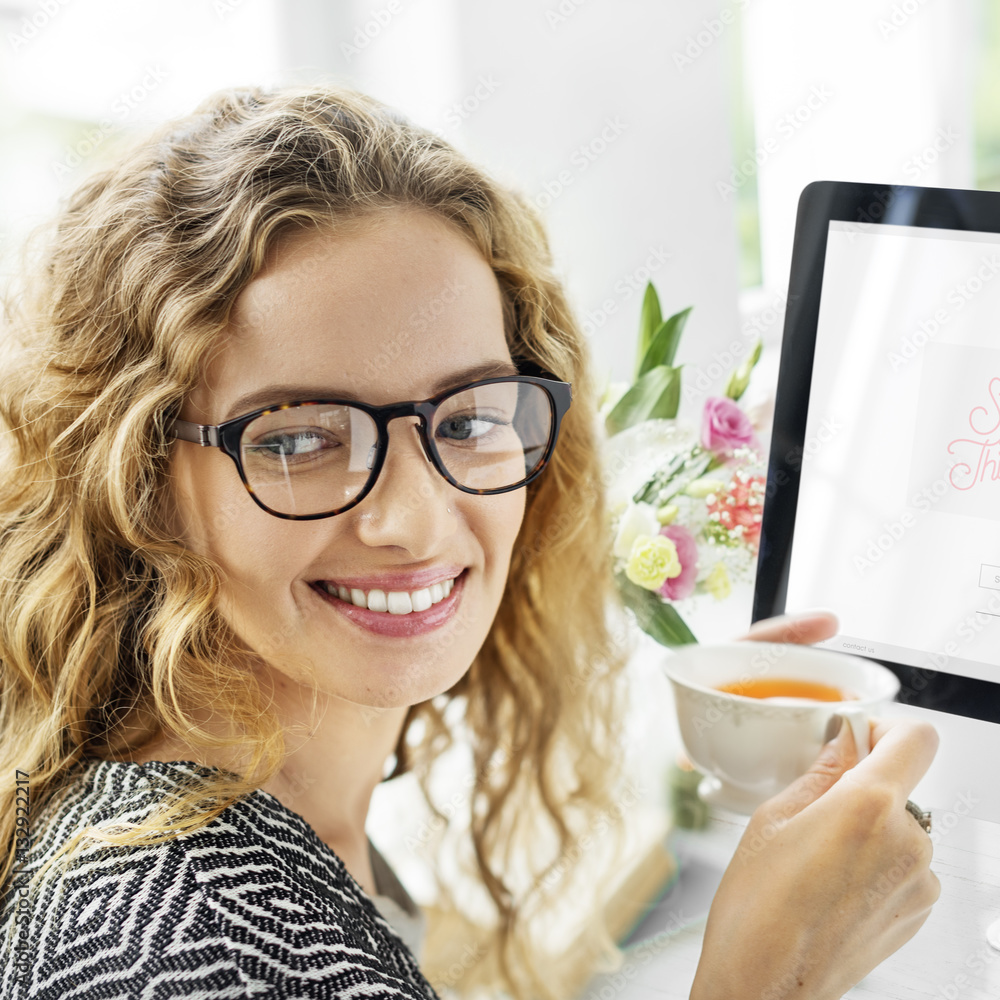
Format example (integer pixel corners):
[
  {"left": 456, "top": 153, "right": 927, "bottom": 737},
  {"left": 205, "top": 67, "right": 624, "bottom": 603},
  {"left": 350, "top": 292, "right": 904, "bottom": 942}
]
[{"left": 599, "top": 282, "right": 765, "bottom": 646}]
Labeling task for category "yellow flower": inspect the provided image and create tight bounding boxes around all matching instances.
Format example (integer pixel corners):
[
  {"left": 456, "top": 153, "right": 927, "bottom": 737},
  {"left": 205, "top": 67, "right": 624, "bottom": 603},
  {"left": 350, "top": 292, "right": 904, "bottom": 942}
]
[
  {"left": 705, "top": 562, "right": 731, "bottom": 600},
  {"left": 684, "top": 477, "right": 726, "bottom": 499},
  {"left": 655, "top": 503, "right": 679, "bottom": 525},
  {"left": 625, "top": 534, "right": 681, "bottom": 590},
  {"left": 612, "top": 501, "right": 660, "bottom": 559}
]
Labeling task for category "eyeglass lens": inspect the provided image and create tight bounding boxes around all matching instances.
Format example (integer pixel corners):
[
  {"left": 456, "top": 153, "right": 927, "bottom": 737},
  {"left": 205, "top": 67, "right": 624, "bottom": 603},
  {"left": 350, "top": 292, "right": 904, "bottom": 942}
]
[{"left": 238, "top": 381, "right": 553, "bottom": 516}]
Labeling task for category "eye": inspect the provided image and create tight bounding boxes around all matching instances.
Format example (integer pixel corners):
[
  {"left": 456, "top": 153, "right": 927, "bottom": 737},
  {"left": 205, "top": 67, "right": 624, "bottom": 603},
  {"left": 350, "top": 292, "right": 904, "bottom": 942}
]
[
  {"left": 437, "top": 412, "right": 511, "bottom": 442},
  {"left": 251, "top": 427, "right": 338, "bottom": 459}
]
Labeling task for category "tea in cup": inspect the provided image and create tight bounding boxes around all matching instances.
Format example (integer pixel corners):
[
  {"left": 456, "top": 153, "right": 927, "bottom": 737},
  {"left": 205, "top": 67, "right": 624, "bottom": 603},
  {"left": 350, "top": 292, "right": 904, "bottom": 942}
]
[{"left": 662, "top": 642, "right": 900, "bottom": 813}]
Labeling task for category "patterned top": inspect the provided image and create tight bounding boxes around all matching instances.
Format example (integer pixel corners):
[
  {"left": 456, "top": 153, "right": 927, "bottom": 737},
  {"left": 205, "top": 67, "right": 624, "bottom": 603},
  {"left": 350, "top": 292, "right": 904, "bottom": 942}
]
[{"left": 0, "top": 759, "right": 440, "bottom": 999}]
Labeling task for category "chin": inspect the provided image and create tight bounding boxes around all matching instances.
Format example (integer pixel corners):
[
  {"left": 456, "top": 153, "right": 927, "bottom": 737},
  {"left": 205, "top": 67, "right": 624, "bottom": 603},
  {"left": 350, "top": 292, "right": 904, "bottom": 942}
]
[{"left": 361, "top": 662, "right": 472, "bottom": 709}]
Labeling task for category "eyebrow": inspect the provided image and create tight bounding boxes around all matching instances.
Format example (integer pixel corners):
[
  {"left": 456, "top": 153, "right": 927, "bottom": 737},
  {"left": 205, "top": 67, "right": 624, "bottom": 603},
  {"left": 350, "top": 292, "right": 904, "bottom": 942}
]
[{"left": 221, "top": 359, "right": 521, "bottom": 422}]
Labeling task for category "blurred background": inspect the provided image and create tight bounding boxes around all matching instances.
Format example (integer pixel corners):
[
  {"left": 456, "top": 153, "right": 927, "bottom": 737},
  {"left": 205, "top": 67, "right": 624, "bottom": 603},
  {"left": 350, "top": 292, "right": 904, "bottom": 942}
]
[
  {"left": 3, "top": 0, "right": 999, "bottom": 926},
  {"left": 1, "top": 0, "right": 996, "bottom": 417}
]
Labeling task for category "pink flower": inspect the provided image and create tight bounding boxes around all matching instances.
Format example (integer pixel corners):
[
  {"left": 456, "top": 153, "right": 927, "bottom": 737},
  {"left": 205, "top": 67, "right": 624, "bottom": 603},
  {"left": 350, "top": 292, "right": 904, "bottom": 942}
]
[
  {"left": 707, "top": 472, "right": 766, "bottom": 553},
  {"left": 701, "top": 397, "right": 758, "bottom": 455},
  {"left": 657, "top": 524, "right": 698, "bottom": 600}
]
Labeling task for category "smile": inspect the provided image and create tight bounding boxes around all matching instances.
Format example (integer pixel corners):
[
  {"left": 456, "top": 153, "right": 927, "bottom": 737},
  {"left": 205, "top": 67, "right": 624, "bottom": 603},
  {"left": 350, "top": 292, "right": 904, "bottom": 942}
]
[{"left": 314, "top": 572, "right": 462, "bottom": 614}]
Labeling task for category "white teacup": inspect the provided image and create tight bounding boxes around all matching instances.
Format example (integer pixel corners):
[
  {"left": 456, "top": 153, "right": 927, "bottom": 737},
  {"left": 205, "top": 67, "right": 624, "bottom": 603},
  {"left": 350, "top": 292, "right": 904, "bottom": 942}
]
[{"left": 662, "top": 642, "right": 901, "bottom": 814}]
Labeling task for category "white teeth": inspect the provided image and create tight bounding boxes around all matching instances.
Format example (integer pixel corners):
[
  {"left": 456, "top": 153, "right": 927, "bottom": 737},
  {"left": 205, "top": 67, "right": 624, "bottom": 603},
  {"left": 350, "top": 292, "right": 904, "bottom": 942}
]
[
  {"left": 324, "top": 574, "right": 461, "bottom": 614},
  {"left": 387, "top": 590, "right": 411, "bottom": 614},
  {"left": 366, "top": 589, "right": 388, "bottom": 613},
  {"left": 410, "top": 589, "right": 433, "bottom": 613}
]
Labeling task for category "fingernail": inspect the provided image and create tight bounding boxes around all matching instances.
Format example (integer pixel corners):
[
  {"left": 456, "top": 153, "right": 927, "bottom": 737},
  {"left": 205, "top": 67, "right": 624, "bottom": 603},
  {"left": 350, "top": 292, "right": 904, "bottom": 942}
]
[{"left": 824, "top": 713, "right": 844, "bottom": 743}]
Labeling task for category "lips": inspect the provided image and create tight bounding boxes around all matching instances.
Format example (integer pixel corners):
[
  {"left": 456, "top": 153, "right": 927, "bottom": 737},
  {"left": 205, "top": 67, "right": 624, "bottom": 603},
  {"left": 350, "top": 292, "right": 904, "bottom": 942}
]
[
  {"left": 310, "top": 568, "right": 467, "bottom": 636},
  {"left": 313, "top": 565, "right": 466, "bottom": 593}
]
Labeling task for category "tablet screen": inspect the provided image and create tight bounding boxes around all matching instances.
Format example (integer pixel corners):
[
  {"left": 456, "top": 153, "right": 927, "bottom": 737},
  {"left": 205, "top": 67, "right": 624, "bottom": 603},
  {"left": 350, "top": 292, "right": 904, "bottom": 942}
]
[
  {"left": 787, "top": 219, "right": 1000, "bottom": 686},
  {"left": 753, "top": 182, "right": 1000, "bottom": 722}
]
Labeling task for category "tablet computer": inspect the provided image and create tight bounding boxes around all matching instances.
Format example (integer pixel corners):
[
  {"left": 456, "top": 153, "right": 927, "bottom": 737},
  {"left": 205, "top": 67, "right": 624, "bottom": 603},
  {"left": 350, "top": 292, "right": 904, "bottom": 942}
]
[{"left": 752, "top": 180, "right": 1000, "bottom": 724}]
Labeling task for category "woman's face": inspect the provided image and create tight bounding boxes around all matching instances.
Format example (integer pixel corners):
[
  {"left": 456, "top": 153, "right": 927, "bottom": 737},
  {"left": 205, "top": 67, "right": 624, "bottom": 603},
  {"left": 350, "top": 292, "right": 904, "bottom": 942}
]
[{"left": 168, "top": 209, "right": 527, "bottom": 710}]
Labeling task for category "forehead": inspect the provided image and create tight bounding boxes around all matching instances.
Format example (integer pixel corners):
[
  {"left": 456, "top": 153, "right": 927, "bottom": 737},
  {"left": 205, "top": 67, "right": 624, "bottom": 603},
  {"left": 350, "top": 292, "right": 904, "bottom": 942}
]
[{"left": 192, "top": 209, "right": 511, "bottom": 422}]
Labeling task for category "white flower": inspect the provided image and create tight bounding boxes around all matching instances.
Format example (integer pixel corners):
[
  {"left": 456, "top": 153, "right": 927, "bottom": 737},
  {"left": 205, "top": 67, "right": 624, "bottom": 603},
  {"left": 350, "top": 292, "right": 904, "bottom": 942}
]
[
  {"left": 612, "top": 500, "right": 661, "bottom": 560},
  {"left": 597, "top": 380, "right": 631, "bottom": 420},
  {"left": 601, "top": 418, "right": 699, "bottom": 512}
]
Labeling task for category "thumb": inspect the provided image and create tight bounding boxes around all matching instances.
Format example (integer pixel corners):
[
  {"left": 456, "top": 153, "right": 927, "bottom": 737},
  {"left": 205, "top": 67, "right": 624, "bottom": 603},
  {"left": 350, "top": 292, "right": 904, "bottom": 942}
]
[{"left": 758, "top": 714, "right": 860, "bottom": 822}]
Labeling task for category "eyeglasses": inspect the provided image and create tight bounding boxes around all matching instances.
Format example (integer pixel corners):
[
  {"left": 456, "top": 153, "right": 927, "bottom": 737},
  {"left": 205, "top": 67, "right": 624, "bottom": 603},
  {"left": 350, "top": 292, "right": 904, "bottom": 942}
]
[{"left": 166, "top": 361, "right": 572, "bottom": 520}]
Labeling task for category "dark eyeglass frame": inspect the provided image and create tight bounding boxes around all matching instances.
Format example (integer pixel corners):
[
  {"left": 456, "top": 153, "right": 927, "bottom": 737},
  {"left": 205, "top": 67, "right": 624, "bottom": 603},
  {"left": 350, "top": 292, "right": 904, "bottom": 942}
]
[{"left": 165, "top": 360, "right": 573, "bottom": 521}]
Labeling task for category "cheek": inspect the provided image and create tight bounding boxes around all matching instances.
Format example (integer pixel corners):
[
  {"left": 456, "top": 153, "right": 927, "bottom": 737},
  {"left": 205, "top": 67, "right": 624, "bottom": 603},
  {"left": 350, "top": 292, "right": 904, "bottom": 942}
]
[
  {"left": 166, "top": 447, "right": 301, "bottom": 594},
  {"left": 480, "top": 488, "right": 527, "bottom": 575},
  {"left": 166, "top": 446, "right": 244, "bottom": 553}
]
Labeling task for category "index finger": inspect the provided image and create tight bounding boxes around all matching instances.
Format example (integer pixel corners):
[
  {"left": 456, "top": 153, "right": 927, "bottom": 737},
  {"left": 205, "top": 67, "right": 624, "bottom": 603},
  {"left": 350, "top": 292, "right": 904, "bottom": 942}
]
[
  {"left": 839, "top": 717, "right": 940, "bottom": 802},
  {"left": 740, "top": 610, "right": 839, "bottom": 645}
]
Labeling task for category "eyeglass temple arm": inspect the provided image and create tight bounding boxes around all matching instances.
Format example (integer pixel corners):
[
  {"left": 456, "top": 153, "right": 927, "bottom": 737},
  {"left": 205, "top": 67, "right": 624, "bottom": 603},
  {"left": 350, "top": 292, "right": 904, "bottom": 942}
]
[{"left": 169, "top": 417, "right": 220, "bottom": 447}]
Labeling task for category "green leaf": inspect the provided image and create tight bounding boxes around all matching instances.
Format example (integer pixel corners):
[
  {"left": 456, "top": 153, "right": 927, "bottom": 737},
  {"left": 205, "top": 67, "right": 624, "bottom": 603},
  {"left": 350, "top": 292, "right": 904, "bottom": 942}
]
[
  {"left": 636, "top": 306, "right": 694, "bottom": 378},
  {"left": 616, "top": 572, "right": 698, "bottom": 646},
  {"left": 723, "top": 337, "right": 763, "bottom": 401},
  {"left": 603, "top": 365, "right": 682, "bottom": 437},
  {"left": 636, "top": 283, "right": 663, "bottom": 378},
  {"left": 632, "top": 446, "right": 714, "bottom": 505}
]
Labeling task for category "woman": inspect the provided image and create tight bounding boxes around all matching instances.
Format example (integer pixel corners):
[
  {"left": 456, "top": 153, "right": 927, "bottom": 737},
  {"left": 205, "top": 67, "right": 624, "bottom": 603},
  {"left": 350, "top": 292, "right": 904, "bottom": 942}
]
[{"left": 0, "top": 85, "right": 939, "bottom": 1000}]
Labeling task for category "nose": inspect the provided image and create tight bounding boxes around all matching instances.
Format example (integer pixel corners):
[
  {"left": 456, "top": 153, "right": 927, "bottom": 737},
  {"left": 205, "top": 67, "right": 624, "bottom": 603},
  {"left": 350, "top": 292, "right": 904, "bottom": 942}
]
[
  {"left": 363, "top": 416, "right": 433, "bottom": 472},
  {"left": 353, "top": 416, "right": 455, "bottom": 542}
]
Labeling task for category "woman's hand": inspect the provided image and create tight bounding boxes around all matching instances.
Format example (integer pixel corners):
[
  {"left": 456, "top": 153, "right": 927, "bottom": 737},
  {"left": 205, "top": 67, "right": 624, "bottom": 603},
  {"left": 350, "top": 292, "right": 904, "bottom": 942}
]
[
  {"left": 689, "top": 611, "right": 942, "bottom": 1000},
  {"left": 739, "top": 608, "right": 840, "bottom": 646}
]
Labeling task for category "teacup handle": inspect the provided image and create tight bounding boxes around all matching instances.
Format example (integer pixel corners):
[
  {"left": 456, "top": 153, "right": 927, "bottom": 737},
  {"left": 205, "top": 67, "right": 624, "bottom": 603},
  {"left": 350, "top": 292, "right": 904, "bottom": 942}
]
[{"left": 838, "top": 707, "right": 871, "bottom": 761}]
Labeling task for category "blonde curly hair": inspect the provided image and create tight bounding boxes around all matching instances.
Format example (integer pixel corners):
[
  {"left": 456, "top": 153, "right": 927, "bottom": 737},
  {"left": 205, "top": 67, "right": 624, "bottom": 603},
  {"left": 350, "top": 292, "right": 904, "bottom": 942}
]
[{"left": 0, "top": 84, "right": 634, "bottom": 1000}]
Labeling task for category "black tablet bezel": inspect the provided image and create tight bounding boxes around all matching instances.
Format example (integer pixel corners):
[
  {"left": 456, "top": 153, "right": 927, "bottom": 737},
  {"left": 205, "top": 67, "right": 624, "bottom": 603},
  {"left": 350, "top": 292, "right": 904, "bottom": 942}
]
[{"left": 751, "top": 180, "right": 1000, "bottom": 725}]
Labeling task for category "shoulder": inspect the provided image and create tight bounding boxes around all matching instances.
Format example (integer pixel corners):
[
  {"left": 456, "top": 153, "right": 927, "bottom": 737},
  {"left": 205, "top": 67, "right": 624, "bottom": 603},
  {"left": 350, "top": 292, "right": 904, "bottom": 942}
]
[{"left": 1, "top": 759, "right": 439, "bottom": 1000}]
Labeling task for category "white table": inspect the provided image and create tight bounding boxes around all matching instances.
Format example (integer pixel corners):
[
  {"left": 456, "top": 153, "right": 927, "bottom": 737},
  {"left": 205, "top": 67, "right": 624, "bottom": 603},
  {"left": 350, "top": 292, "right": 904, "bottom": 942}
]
[
  {"left": 579, "top": 773, "right": 1000, "bottom": 999},
  {"left": 589, "top": 630, "right": 1000, "bottom": 1000}
]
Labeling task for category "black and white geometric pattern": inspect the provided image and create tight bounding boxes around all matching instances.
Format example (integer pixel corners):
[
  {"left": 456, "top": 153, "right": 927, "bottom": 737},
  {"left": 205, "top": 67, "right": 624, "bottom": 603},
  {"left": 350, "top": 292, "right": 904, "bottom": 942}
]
[{"left": 0, "top": 759, "right": 440, "bottom": 999}]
